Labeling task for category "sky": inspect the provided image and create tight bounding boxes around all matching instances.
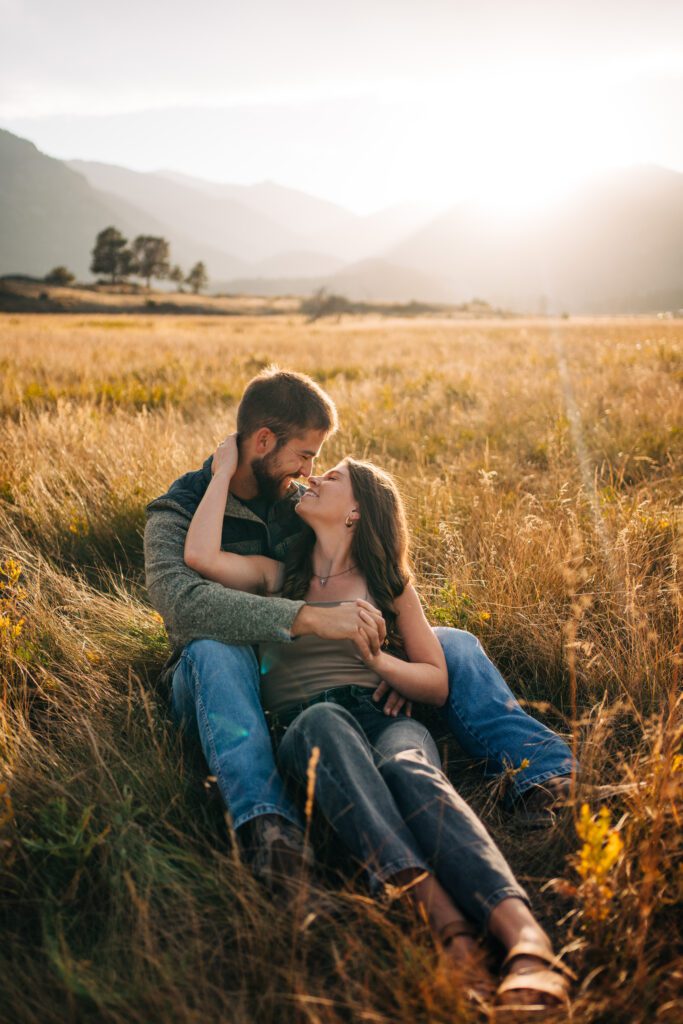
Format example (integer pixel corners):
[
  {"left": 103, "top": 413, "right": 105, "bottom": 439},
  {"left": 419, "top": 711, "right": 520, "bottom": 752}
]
[{"left": 1, "top": 0, "right": 682, "bottom": 213}]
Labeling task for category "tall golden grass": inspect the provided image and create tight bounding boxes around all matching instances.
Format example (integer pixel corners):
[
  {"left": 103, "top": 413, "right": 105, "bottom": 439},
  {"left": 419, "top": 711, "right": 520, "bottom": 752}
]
[{"left": 0, "top": 312, "right": 681, "bottom": 1023}]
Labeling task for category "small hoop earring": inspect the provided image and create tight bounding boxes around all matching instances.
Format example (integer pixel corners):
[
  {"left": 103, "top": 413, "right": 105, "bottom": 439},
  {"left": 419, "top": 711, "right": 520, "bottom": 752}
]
[{"left": 345, "top": 514, "right": 354, "bottom": 528}]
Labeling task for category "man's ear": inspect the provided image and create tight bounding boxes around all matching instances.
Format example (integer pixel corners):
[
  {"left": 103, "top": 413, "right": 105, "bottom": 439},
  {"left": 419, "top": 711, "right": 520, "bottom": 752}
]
[{"left": 252, "top": 427, "right": 278, "bottom": 453}]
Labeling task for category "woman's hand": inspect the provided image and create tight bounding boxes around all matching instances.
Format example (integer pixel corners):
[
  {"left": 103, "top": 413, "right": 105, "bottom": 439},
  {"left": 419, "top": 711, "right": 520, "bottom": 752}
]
[
  {"left": 354, "top": 629, "right": 414, "bottom": 717},
  {"left": 372, "top": 680, "right": 413, "bottom": 718},
  {"left": 212, "top": 434, "right": 239, "bottom": 478}
]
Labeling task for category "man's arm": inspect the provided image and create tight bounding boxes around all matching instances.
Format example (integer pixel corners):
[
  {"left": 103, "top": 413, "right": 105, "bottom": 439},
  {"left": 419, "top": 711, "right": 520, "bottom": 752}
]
[{"left": 145, "top": 507, "right": 304, "bottom": 647}]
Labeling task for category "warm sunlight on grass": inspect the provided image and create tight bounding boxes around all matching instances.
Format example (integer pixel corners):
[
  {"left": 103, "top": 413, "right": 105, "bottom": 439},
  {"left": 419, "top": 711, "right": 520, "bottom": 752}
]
[{"left": 0, "top": 313, "right": 681, "bottom": 1023}]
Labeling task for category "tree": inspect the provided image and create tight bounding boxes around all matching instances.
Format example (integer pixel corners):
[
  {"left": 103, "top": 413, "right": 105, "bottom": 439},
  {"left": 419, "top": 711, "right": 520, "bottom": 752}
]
[
  {"left": 91, "top": 226, "right": 129, "bottom": 284},
  {"left": 186, "top": 261, "right": 208, "bottom": 295},
  {"left": 169, "top": 265, "right": 185, "bottom": 292},
  {"left": 131, "top": 236, "right": 170, "bottom": 290},
  {"left": 45, "top": 266, "right": 75, "bottom": 286},
  {"left": 301, "top": 288, "right": 351, "bottom": 322},
  {"left": 117, "top": 248, "right": 137, "bottom": 283}
]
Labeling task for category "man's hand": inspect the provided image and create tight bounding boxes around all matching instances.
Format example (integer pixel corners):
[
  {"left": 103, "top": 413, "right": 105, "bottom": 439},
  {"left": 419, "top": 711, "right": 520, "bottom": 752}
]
[
  {"left": 292, "top": 599, "right": 386, "bottom": 649},
  {"left": 211, "top": 434, "right": 239, "bottom": 478},
  {"left": 372, "top": 679, "right": 413, "bottom": 718}
]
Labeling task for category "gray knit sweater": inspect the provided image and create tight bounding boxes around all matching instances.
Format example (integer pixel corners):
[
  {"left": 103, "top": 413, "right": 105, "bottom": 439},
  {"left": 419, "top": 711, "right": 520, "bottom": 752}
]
[{"left": 144, "top": 456, "right": 306, "bottom": 679}]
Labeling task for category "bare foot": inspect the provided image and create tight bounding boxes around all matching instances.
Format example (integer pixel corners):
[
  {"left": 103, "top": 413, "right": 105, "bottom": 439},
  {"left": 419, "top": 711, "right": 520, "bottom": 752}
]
[{"left": 439, "top": 926, "right": 495, "bottom": 1003}]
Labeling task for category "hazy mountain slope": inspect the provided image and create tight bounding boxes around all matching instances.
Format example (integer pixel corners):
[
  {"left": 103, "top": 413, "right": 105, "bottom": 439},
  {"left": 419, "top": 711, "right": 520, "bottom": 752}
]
[
  {"left": 69, "top": 160, "right": 306, "bottom": 263},
  {"left": 538, "top": 166, "right": 683, "bottom": 312},
  {"left": 389, "top": 166, "right": 683, "bottom": 312},
  {"left": 247, "top": 250, "right": 345, "bottom": 278},
  {"left": 0, "top": 130, "right": 139, "bottom": 278},
  {"left": 0, "top": 130, "right": 248, "bottom": 279},
  {"left": 157, "top": 171, "right": 353, "bottom": 238},
  {"left": 306, "top": 201, "right": 446, "bottom": 262},
  {"left": 218, "top": 258, "right": 454, "bottom": 303},
  {"left": 161, "top": 170, "right": 441, "bottom": 262},
  {"left": 3, "top": 126, "right": 681, "bottom": 311},
  {"left": 325, "top": 257, "right": 454, "bottom": 302}
]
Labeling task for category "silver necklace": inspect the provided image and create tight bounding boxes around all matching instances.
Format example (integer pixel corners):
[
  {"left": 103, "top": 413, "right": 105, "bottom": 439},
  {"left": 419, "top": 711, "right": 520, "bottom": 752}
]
[{"left": 314, "top": 565, "right": 357, "bottom": 587}]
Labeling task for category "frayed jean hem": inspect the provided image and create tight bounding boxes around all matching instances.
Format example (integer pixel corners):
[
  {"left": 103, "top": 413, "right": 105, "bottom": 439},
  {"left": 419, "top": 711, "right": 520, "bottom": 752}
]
[
  {"left": 507, "top": 764, "right": 576, "bottom": 804},
  {"left": 366, "top": 857, "right": 430, "bottom": 896},
  {"left": 481, "top": 885, "right": 531, "bottom": 925},
  {"left": 231, "top": 803, "right": 304, "bottom": 833}
]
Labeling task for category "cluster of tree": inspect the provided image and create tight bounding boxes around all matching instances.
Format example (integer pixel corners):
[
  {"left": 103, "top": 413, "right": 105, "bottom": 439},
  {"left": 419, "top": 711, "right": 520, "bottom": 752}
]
[
  {"left": 89, "top": 227, "right": 209, "bottom": 293},
  {"left": 300, "top": 288, "right": 444, "bottom": 322},
  {"left": 44, "top": 266, "right": 76, "bottom": 286}
]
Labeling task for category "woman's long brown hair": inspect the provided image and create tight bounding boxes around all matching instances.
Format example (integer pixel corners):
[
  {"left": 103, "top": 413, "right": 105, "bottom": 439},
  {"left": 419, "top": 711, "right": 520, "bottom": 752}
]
[{"left": 281, "top": 458, "right": 411, "bottom": 651}]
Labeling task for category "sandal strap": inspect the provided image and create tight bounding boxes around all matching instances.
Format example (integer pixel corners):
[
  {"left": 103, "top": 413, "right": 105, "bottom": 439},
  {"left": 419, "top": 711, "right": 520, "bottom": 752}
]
[
  {"left": 496, "top": 969, "right": 570, "bottom": 1007},
  {"left": 502, "top": 942, "right": 577, "bottom": 980}
]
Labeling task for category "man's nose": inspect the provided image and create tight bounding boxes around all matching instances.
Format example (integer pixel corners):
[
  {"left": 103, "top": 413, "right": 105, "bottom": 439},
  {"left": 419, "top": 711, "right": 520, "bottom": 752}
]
[{"left": 300, "top": 460, "right": 316, "bottom": 479}]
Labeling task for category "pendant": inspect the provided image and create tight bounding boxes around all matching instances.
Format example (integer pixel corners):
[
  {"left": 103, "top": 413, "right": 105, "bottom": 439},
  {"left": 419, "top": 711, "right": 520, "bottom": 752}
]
[{"left": 319, "top": 577, "right": 328, "bottom": 587}]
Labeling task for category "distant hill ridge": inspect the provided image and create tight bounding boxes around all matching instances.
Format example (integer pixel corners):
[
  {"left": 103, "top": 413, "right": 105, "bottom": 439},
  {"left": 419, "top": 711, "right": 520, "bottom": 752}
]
[{"left": 1, "top": 128, "right": 681, "bottom": 312}]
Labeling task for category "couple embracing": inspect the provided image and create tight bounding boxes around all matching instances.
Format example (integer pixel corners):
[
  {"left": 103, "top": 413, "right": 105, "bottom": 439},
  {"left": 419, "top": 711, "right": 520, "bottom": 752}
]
[{"left": 144, "top": 367, "right": 577, "bottom": 1009}]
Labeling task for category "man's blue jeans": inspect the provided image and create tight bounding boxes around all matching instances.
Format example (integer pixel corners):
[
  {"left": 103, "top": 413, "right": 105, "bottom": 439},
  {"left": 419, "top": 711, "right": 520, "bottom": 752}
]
[{"left": 171, "top": 627, "right": 576, "bottom": 831}]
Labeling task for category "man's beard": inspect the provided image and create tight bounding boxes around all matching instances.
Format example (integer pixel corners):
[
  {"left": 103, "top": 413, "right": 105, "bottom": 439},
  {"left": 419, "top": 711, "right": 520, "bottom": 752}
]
[{"left": 251, "top": 451, "right": 291, "bottom": 502}]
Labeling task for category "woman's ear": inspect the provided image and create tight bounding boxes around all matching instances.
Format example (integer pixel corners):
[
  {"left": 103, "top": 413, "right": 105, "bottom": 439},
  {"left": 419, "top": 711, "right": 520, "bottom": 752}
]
[{"left": 345, "top": 507, "right": 360, "bottom": 529}]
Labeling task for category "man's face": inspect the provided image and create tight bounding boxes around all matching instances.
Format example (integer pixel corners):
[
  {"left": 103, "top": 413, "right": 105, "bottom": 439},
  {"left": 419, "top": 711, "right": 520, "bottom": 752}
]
[{"left": 251, "top": 428, "right": 327, "bottom": 501}]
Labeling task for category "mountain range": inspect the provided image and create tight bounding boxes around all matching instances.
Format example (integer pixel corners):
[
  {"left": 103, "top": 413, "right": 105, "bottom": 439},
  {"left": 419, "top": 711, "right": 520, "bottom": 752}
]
[{"left": 1, "top": 127, "right": 681, "bottom": 312}]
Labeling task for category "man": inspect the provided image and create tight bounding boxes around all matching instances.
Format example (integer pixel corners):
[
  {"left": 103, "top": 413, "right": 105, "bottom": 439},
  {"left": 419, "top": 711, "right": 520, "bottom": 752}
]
[{"left": 145, "top": 368, "right": 575, "bottom": 886}]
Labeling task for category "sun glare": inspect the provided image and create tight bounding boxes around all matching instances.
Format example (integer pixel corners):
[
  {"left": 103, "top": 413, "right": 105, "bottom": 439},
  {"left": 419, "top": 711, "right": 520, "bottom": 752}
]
[{"left": 392, "top": 67, "right": 622, "bottom": 215}]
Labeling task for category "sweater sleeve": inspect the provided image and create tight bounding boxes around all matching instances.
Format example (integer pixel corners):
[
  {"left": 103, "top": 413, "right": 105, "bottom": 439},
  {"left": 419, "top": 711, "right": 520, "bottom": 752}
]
[{"left": 144, "top": 507, "right": 304, "bottom": 647}]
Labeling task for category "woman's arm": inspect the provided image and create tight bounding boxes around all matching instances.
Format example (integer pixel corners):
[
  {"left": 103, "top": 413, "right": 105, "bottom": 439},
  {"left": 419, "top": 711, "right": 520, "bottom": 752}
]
[
  {"left": 355, "top": 584, "right": 448, "bottom": 706},
  {"left": 184, "top": 435, "right": 283, "bottom": 595}
]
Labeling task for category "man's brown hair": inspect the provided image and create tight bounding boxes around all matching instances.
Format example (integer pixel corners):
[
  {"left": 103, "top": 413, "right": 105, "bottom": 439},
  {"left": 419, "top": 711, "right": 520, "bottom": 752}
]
[{"left": 236, "top": 367, "right": 338, "bottom": 443}]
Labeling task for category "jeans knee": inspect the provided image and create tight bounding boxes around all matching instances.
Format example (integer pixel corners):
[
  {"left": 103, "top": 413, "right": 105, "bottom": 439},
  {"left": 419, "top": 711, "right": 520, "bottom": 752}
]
[
  {"left": 434, "top": 628, "right": 487, "bottom": 684},
  {"left": 294, "top": 702, "right": 354, "bottom": 742},
  {"left": 182, "top": 639, "right": 259, "bottom": 690},
  {"left": 280, "top": 703, "right": 361, "bottom": 774},
  {"left": 184, "top": 638, "right": 222, "bottom": 658},
  {"left": 380, "top": 746, "right": 432, "bottom": 782},
  {"left": 434, "top": 627, "right": 480, "bottom": 659},
  {"left": 184, "top": 638, "right": 255, "bottom": 666}
]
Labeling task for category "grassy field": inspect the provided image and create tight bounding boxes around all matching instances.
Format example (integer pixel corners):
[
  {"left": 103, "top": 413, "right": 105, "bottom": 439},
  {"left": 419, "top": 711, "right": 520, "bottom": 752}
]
[
  {"left": 0, "top": 278, "right": 302, "bottom": 316},
  {"left": 0, "top": 312, "right": 681, "bottom": 1023}
]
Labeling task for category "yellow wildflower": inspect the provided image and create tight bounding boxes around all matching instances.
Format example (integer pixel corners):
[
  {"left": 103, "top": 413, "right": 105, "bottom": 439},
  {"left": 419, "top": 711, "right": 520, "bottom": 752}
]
[
  {"left": 0, "top": 559, "right": 26, "bottom": 650},
  {"left": 574, "top": 803, "right": 623, "bottom": 922}
]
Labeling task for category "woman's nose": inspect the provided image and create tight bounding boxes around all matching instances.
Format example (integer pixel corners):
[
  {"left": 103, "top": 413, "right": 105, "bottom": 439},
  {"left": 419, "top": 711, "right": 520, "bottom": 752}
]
[{"left": 307, "top": 473, "right": 320, "bottom": 486}]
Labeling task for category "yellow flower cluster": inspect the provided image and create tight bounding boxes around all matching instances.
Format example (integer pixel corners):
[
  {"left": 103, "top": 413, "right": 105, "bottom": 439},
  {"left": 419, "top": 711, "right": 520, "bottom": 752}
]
[
  {"left": 68, "top": 514, "right": 88, "bottom": 536},
  {"left": 575, "top": 803, "right": 623, "bottom": 922},
  {"left": 0, "top": 558, "right": 26, "bottom": 648}
]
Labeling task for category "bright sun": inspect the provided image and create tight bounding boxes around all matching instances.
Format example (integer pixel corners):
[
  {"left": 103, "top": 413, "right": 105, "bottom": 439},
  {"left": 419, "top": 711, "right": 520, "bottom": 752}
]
[{"left": 392, "top": 67, "right": 618, "bottom": 215}]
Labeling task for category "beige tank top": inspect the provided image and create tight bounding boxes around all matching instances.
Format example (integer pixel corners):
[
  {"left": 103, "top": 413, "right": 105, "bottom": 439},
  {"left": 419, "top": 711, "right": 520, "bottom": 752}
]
[{"left": 259, "top": 602, "right": 382, "bottom": 715}]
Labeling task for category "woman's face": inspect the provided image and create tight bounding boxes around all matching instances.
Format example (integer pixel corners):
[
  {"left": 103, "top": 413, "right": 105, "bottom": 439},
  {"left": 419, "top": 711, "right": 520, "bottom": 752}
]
[{"left": 296, "top": 461, "right": 358, "bottom": 528}]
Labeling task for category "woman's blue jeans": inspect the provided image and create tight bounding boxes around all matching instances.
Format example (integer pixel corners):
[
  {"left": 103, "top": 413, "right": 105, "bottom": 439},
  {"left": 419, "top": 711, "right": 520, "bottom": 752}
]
[
  {"left": 171, "top": 627, "right": 576, "bottom": 831},
  {"left": 276, "top": 694, "right": 529, "bottom": 923}
]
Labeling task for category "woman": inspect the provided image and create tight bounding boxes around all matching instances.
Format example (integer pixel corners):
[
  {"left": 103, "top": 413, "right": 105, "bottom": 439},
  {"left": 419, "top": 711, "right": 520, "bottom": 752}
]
[{"left": 184, "top": 435, "right": 573, "bottom": 1010}]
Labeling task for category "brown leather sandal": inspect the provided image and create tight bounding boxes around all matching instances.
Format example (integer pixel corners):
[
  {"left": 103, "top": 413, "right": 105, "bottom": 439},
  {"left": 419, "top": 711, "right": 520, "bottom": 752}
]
[{"left": 495, "top": 942, "right": 575, "bottom": 1011}]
